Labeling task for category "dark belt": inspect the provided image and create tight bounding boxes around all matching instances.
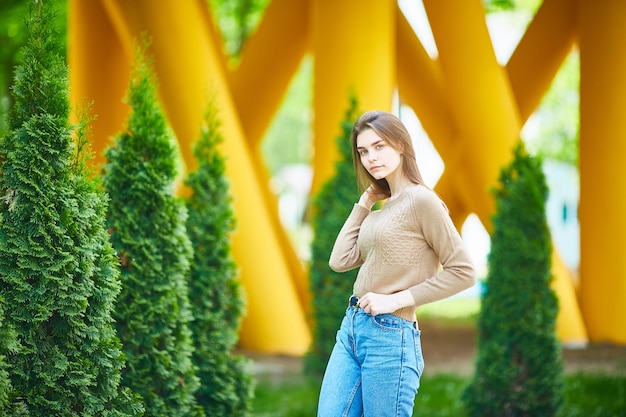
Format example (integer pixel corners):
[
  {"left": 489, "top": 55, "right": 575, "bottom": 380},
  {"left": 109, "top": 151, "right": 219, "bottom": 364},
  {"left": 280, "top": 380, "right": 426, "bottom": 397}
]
[{"left": 349, "top": 295, "right": 359, "bottom": 308}]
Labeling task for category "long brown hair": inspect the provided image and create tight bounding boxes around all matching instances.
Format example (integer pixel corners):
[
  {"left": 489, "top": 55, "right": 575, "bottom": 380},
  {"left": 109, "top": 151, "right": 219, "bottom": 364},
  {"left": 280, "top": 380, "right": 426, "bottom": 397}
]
[{"left": 351, "top": 110, "right": 427, "bottom": 197}]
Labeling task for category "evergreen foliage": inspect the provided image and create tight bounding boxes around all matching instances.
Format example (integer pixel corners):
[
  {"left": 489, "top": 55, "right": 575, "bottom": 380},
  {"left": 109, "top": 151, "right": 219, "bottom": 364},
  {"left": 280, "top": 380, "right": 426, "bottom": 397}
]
[
  {"left": 0, "top": 298, "right": 10, "bottom": 408},
  {"left": 462, "top": 143, "right": 564, "bottom": 417},
  {"left": 102, "top": 42, "right": 202, "bottom": 417},
  {"left": 0, "top": 297, "right": 28, "bottom": 417},
  {"left": 305, "top": 97, "right": 361, "bottom": 376},
  {"left": 184, "top": 101, "right": 254, "bottom": 416},
  {"left": 0, "top": 3, "right": 142, "bottom": 415}
]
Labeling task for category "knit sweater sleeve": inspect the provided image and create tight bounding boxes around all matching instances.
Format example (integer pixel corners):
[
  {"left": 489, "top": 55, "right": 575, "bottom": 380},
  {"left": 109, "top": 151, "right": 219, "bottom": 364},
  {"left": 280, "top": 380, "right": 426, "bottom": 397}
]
[
  {"left": 328, "top": 204, "right": 370, "bottom": 272},
  {"left": 408, "top": 191, "right": 476, "bottom": 306}
]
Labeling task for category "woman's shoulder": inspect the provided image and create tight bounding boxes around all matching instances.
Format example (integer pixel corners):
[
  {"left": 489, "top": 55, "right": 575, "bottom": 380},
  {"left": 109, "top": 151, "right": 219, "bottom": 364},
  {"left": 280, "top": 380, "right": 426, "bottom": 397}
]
[
  {"left": 406, "top": 184, "right": 438, "bottom": 201},
  {"left": 406, "top": 184, "right": 448, "bottom": 213}
]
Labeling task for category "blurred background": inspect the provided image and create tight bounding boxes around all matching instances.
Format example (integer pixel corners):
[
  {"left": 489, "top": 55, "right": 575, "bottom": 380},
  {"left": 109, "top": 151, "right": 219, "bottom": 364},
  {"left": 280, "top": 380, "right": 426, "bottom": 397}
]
[{"left": 1, "top": 0, "right": 620, "bottom": 355}]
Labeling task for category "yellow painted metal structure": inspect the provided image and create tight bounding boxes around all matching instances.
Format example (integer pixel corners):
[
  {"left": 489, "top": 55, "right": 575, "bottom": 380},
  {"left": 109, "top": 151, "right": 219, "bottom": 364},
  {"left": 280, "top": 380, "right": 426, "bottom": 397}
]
[
  {"left": 68, "top": 0, "right": 626, "bottom": 353},
  {"left": 578, "top": 0, "right": 626, "bottom": 345}
]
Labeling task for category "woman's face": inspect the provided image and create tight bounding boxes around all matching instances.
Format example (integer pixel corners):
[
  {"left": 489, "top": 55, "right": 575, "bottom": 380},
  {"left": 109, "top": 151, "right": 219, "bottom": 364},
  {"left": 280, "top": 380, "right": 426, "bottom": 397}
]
[{"left": 356, "top": 129, "right": 402, "bottom": 181}]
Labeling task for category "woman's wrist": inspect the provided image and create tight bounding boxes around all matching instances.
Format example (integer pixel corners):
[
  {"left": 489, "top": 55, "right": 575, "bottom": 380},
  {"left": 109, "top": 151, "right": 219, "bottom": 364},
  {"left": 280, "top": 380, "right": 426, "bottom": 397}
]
[
  {"left": 357, "top": 195, "right": 374, "bottom": 209},
  {"left": 395, "top": 290, "right": 415, "bottom": 309}
]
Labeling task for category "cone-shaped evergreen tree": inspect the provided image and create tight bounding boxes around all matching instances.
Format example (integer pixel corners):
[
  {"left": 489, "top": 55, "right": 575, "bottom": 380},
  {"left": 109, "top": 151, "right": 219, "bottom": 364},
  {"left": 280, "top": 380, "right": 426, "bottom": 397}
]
[
  {"left": 0, "top": 3, "right": 142, "bottom": 416},
  {"left": 463, "top": 143, "right": 564, "bottom": 417},
  {"left": 184, "top": 101, "right": 253, "bottom": 416},
  {"left": 305, "top": 97, "right": 361, "bottom": 376},
  {"left": 102, "top": 42, "right": 201, "bottom": 417}
]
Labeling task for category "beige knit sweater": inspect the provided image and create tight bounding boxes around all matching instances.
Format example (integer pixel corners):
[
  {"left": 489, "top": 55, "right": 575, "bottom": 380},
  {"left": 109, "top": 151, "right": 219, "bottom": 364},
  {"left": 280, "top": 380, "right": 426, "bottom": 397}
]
[{"left": 329, "top": 184, "right": 476, "bottom": 322}]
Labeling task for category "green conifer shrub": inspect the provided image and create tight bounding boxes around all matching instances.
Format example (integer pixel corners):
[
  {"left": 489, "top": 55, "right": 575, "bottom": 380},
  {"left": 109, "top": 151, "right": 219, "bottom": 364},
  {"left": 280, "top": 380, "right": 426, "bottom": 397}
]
[
  {"left": 0, "top": 3, "right": 143, "bottom": 415},
  {"left": 184, "top": 102, "right": 253, "bottom": 416},
  {"left": 305, "top": 97, "right": 361, "bottom": 376},
  {"left": 462, "top": 143, "right": 564, "bottom": 417},
  {"left": 102, "top": 42, "right": 202, "bottom": 417}
]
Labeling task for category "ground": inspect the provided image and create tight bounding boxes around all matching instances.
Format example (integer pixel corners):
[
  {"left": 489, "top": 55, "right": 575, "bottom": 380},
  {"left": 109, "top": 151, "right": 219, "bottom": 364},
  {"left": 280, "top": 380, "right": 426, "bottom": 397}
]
[{"left": 244, "top": 320, "right": 626, "bottom": 381}]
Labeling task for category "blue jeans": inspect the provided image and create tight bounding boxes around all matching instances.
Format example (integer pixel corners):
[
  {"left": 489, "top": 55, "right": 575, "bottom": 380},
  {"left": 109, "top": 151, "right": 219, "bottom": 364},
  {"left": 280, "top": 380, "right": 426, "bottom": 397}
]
[{"left": 317, "top": 306, "right": 425, "bottom": 417}]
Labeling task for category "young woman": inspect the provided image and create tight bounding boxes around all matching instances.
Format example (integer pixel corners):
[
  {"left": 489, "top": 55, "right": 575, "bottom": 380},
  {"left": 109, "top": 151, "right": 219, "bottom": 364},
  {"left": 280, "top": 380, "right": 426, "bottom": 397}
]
[{"left": 317, "top": 110, "right": 476, "bottom": 417}]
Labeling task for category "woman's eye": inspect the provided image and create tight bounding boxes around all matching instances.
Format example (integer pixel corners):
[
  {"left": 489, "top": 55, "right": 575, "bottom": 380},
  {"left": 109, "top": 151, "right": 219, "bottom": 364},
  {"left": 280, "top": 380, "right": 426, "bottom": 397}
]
[{"left": 359, "top": 150, "right": 367, "bottom": 156}]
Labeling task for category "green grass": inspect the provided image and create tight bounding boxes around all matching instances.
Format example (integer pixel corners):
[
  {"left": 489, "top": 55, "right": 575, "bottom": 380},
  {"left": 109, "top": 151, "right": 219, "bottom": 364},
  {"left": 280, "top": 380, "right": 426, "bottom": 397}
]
[
  {"left": 252, "top": 375, "right": 319, "bottom": 417},
  {"left": 416, "top": 296, "right": 481, "bottom": 326},
  {"left": 559, "top": 373, "right": 626, "bottom": 417},
  {"left": 252, "top": 297, "right": 626, "bottom": 416},
  {"left": 251, "top": 373, "right": 626, "bottom": 417}
]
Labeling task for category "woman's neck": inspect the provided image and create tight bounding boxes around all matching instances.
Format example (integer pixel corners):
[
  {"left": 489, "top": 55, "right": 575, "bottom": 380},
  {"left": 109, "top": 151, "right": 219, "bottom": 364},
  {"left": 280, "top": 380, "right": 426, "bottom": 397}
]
[{"left": 387, "top": 177, "right": 412, "bottom": 201}]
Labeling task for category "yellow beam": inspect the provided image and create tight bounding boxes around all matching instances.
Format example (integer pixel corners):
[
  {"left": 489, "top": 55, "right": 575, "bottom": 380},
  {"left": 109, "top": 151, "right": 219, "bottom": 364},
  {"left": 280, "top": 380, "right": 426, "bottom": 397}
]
[
  {"left": 552, "top": 248, "right": 587, "bottom": 346},
  {"left": 507, "top": 0, "right": 577, "bottom": 122},
  {"left": 227, "top": 0, "right": 312, "bottom": 319},
  {"left": 68, "top": 0, "right": 131, "bottom": 167},
  {"left": 311, "top": 0, "right": 396, "bottom": 194},
  {"left": 228, "top": 0, "right": 310, "bottom": 147},
  {"left": 579, "top": 0, "right": 626, "bottom": 344},
  {"left": 395, "top": 7, "right": 470, "bottom": 223},
  {"left": 423, "top": 0, "right": 520, "bottom": 226},
  {"left": 506, "top": 0, "right": 587, "bottom": 345},
  {"left": 395, "top": 8, "right": 452, "bottom": 143},
  {"left": 432, "top": 174, "right": 472, "bottom": 230}
]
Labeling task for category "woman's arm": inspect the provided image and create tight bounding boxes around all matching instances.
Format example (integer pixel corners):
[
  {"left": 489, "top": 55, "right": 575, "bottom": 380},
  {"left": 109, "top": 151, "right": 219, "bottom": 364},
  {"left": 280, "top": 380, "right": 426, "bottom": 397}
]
[
  {"left": 328, "top": 185, "right": 385, "bottom": 272},
  {"left": 328, "top": 204, "right": 369, "bottom": 272},
  {"left": 407, "top": 191, "right": 476, "bottom": 306}
]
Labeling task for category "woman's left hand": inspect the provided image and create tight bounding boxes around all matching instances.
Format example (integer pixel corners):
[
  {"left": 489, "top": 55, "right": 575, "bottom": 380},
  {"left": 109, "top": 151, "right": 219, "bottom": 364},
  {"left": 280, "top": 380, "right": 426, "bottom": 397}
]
[{"left": 358, "top": 291, "right": 414, "bottom": 316}]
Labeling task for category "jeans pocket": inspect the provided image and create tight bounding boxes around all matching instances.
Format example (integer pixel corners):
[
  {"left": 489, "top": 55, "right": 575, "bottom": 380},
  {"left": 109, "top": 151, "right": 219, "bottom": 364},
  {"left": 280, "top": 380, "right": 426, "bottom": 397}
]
[
  {"left": 371, "top": 314, "right": 403, "bottom": 332},
  {"left": 413, "top": 331, "right": 425, "bottom": 378}
]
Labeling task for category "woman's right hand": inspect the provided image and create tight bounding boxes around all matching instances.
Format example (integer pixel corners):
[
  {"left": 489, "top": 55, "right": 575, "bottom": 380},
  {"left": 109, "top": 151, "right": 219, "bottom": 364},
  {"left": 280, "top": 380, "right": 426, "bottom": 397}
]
[{"left": 357, "top": 184, "right": 387, "bottom": 209}]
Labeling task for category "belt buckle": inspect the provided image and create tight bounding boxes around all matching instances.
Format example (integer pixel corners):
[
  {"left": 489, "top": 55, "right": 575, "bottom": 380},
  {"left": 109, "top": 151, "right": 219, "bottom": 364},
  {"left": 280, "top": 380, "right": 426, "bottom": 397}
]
[{"left": 349, "top": 295, "right": 359, "bottom": 308}]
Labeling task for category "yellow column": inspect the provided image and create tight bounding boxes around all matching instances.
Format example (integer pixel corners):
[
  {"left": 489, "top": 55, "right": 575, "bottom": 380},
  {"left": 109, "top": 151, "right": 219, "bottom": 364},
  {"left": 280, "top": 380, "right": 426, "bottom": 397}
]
[
  {"left": 395, "top": 8, "right": 451, "bottom": 145},
  {"left": 423, "top": 0, "right": 520, "bottom": 225},
  {"left": 311, "top": 0, "right": 396, "bottom": 193},
  {"left": 552, "top": 249, "right": 587, "bottom": 346},
  {"left": 506, "top": 0, "right": 577, "bottom": 121},
  {"left": 68, "top": 0, "right": 131, "bottom": 167},
  {"left": 228, "top": 0, "right": 310, "bottom": 148},
  {"left": 505, "top": 0, "right": 587, "bottom": 345},
  {"left": 578, "top": 0, "right": 626, "bottom": 344},
  {"left": 395, "top": 7, "right": 470, "bottom": 224},
  {"left": 227, "top": 0, "right": 312, "bottom": 317},
  {"left": 69, "top": 0, "right": 311, "bottom": 354}
]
